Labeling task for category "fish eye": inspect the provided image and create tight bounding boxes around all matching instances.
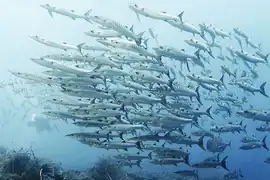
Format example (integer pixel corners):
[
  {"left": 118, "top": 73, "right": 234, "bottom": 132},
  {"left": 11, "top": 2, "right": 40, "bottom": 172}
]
[
  {"left": 135, "top": 4, "right": 138, "bottom": 7},
  {"left": 90, "top": 30, "right": 94, "bottom": 33},
  {"left": 244, "top": 110, "right": 248, "bottom": 113}
]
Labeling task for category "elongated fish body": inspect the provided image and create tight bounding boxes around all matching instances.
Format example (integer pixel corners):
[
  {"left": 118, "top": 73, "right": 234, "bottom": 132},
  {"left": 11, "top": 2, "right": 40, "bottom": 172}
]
[
  {"left": 187, "top": 74, "right": 225, "bottom": 87},
  {"left": 235, "top": 51, "right": 267, "bottom": 64},
  {"left": 210, "top": 124, "right": 246, "bottom": 134},
  {"left": 40, "top": 4, "right": 84, "bottom": 19},
  {"left": 256, "top": 51, "right": 269, "bottom": 63},
  {"left": 84, "top": 29, "right": 122, "bottom": 38},
  {"left": 233, "top": 28, "right": 248, "bottom": 39},
  {"left": 199, "top": 23, "right": 216, "bottom": 42},
  {"left": 200, "top": 83, "right": 218, "bottom": 92},
  {"left": 168, "top": 19, "right": 202, "bottom": 37},
  {"left": 102, "top": 124, "right": 146, "bottom": 132},
  {"left": 81, "top": 44, "right": 111, "bottom": 52},
  {"left": 29, "top": 35, "right": 53, "bottom": 46},
  {"left": 185, "top": 39, "right": 213, "bottom": 58},
  {"left": 47, "top": 98, "right": 90, "bottom": 107},
  {"left": 214, "top": 28, "right": 231, "bottom": 38},
  {"left": 256, "top": 124, "right": 270, "bottom": 132},
  {"left": 246, "top": 39, "right": 260, "bottom": 49},
  {"left": 239, "top": 136, "right": 268, "bottom": 151},
  {"left": 237, "top": 109, "right": 270, "bottom": 123},
  {"left": 41, "top": 53, "right": 85, "bottom": 62},
  {"left": 129, "top": 3, "right": 180, "bottom": 21},
  {"left": 236, "top": 81, "right": 268, "bottom": 97},
  {"left": 221, "top": 65, "right": 236, "bottom": 78},
  {"left": 86, "top": 15, "right": 144, "bottom": 46},
  {"left": 192, "top": 156, "right": 228, "bottom": 170},
  {"left": 40, "top": 40, "right": 84, "bottom": 54},
  {"left": 151, "top": 158, "right": 186, "bottom": 166}
]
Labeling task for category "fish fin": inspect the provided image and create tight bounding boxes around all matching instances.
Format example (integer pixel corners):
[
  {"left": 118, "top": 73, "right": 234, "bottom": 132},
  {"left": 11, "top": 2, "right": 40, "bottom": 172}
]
[
  {"left": 262, "top": 136, "right": 269, "bottom": 151},
  {"left": 129, "top": 25, "right": 134, "bottom": 33},
  {"left": 148, "top": 152, "right": 152, "bottom": 160},
  {"left": 195, "top": 86, "right": 202, "bottom": 105},
  {"left": 47, "top": 10, "right": 53, "bottom": 17},
  {"left": 198, "top": 136, "right": 205, "bottom": 150},
  {"left": 221, "top": 156, "right": 229, "bottom": 171},
  {"left": 135, "top": 31, "right": 145, "bottom": 46},
  {"left": 260, "top": 82, "right": 268, "bottom": 97},
  {"left": 136, "top": 160, "right": 142, "bottom": 169},
  {"left": 206, "top": 106, "right": 213, "bottom": 119},
  {"left": 178, "top": 11, "right": 184, "bottom": 22},
  {"left": 77, "top": 43, "right": 85, "bottom": 56}
]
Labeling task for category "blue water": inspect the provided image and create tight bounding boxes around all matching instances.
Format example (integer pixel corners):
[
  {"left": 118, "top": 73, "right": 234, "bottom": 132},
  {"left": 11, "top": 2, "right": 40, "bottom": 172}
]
[{"left": 0, "top": 0, "right": 270, "bottom": 179}]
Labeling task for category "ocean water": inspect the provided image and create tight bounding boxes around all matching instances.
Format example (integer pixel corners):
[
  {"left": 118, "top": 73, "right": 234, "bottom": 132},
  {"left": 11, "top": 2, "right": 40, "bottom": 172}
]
[{"left": 0, "top": 0, "right": 270, "bottom": 179}]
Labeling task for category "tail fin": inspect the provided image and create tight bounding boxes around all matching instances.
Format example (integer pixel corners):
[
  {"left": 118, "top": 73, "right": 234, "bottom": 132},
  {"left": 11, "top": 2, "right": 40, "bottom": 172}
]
[
  {"left": 264, "top": 53, "right": 269, "bottom": 63},
  {"left": 136, "top": 160, "right": 142, "bottom": 169},
  {"left": 233, "top": 69, "right": 237, "bottom": 78},
  {"left": 262, "top": 136, "right": 269, "bottom": 151},
  {"left": 220, "top": 156, "right": 229, "bottom": 171},
  {"left": 168, "top": 78, "right": 176, "bottom": 91},
  {"left": 198, "top": 136, "right": 205, "bottom": 150},
  {"left": 178, "top": 11, "right": 184, "bottom": 22},
  {"left": 184, "top": 154, "right": 190, "bottom": 166},
  {"left": 77, "top": 43, "right": 85, "bottom": 56},
  {"left": 84, "top": 9, "right": 92, "bottom": 17},
  {"left": 206, "top": 106, "right": 213, "bottom": 119},
  {"left": 136, "top": 141, "right": 144, "bottom": 152},
  {"left": 148, "top": 152, "right": 152, "bottom": 160},
  {"left": 227, "top": 141, "right": 232, "bottom": 150},
  {"left": 135, "top": 31, "right": 145, "bottom": 46},
  {"left": 259, "top": 82, "right": 268, "bottom": 97},
  {"left": 160, "top": 95, "right": 167, "bottom": 106},
  {"left": 220, "top": 74, "right": 226, "bottom": 89},
  {"left": 195, "top": 86, "right": 202, "bottom": 105},
  {"left": 243, "top": 125, "right": 247, "bottom": 134},
  {"left": 208, "top": 49, "right": 215, "bottom": 59},
  {"left": 143, "top": 38, "right": 149, "bottom": 49}
]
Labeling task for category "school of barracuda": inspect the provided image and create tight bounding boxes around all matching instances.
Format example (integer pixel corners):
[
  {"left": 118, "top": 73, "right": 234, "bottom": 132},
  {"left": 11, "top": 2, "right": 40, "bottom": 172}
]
[{"left": 6, "top": 3, "right": 270, "bottom": 180}]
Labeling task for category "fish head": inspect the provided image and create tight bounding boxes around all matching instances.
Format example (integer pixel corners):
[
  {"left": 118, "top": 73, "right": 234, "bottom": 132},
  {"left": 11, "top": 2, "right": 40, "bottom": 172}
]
[
  {"left": 29, "top": 35, "right": 42, "bottom": 41},
  {"left": 40, "top": 4, "right": 54, "bottom": 10},
  {"left": 129, "top": 3, "right": 139, "bottom": 11},
  {"left": 184, "top": 39, "right": 194, "bottom": 45}
]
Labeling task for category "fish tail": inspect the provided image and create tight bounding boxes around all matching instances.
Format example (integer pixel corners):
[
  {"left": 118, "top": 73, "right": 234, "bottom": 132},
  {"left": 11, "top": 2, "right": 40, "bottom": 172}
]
[
  {"left": 136, "top": 141, "right": 143, "bottom": 152},
  {"left": 184, "top": 154, "right": 190, "bottom": 166},
  {"left": 143, "top": 38, "right": 149, "bottom": 49},
  {"left": 148, "top": 152, "right": 152, "bottom": 160},
  {"left": 77, "top": 43, "right": 85, "bottom": 56},
  {"left": 262, "top": 135, "right": 269, "bottom": 151},
  {"left": 243, "top": 125, "right": 247, "bottom": 134},
  {"left": 233, "top": 69, "right": 237, "bottom": 78},
  {"left": 195, "top": 86, "right": 202, "bottom": 105},
  {"left": 264, "top": 53, "right": 269, "bottom": 63},
  {"left": 206, "top": 106, "right": 213, "bottom": 119},
  {"left": 186, "top": 61, "right": 191, "bottom": 72},
  {"left": 136, "top": 160, "right": 142, "bottom": 169},
  {"left": 178, "top": 11, "right": 184, "bottom": 22},
  {"left": 135, "top": 31, "right": 145, "bottom": 46},
  {"left": 228, "top": 141, "right": 232, "bottom": 150},
  {"left": 198, "top": 136, "right": 205, "bottom": 150},
  {"left": 208, "top": 49, "right": 215, "bottom": 59},
  {"left": 168, "top": 78, "right": 176, "bottom": 91},
  {"left": 120, "top": 103, "right": 125, "bottom": 112},
  {"left": 220, "top": 156, "right": 229, "bottom": 171},
  {"left": 84, "top": 9, "right": 92, "bottom": 17},
  {"left": 160, "top": 95, "right": 167, "bottom": 106},
  {"left": 220, "top": 74, "right": 227, "bottom": 89},
  {"left": 259, "top": 81, "right": 268, "bottom": 97}
]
